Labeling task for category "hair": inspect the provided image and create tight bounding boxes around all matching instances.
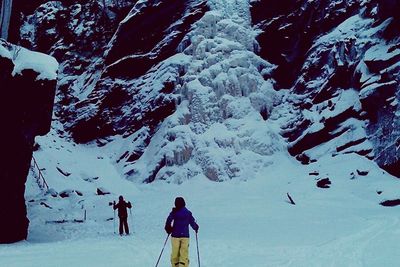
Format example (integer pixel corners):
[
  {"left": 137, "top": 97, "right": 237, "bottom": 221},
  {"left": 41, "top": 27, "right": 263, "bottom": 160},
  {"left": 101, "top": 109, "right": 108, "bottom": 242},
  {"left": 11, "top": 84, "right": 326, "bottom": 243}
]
[
  {"left": 119, "top": 195, "right": 123, "bottom": 201},
  {"left": 174, "top": 197, "right": 186, "bottom": 209}
]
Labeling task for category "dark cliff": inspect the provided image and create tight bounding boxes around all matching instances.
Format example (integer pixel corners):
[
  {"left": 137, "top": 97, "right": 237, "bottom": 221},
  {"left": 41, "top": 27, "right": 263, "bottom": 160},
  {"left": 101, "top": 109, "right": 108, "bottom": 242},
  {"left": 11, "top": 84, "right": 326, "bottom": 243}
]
[{"left": 0, "top": 39, "right": 57, "bottom": 243}]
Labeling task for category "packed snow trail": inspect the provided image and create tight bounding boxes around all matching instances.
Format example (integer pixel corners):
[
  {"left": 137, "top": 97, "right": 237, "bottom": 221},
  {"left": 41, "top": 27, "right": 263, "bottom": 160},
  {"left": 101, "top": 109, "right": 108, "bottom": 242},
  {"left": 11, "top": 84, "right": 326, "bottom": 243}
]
[{"left": 0, "top": 0, "right": 12, "bottom": 39}]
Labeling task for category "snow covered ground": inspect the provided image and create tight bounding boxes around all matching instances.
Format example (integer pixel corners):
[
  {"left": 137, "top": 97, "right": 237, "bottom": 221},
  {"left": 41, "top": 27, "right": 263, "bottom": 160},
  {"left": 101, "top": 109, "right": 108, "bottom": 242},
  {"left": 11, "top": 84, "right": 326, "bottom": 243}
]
[{"left": 1, "top": 129, "right": 400, "bottom": 267}]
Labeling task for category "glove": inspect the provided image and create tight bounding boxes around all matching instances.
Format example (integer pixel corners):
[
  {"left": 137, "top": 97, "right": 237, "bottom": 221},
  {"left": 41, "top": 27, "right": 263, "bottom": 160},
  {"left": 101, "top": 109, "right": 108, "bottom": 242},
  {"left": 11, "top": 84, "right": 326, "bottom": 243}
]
[
  {"left": 195, "top": 226, "right": 199, "bottom": 233},
  {"left": 165, "top": 225, "right": 172, "bottom": 234},
  {"left": 113, "top": 201, "right": 116, "bottom": 205}
]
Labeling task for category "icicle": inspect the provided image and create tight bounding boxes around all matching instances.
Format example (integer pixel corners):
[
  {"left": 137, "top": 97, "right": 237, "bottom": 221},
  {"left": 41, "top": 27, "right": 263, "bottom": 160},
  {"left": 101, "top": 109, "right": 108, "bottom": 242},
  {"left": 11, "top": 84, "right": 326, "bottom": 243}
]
[{"left": 0, "top": 0, "right": 13, "bottom": 40}]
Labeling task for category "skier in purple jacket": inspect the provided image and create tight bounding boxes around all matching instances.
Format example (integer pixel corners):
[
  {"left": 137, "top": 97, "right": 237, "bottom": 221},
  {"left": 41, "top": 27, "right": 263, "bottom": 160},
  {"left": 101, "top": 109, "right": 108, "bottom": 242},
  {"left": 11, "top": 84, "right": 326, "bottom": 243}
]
[{"left": 165, "top": 197, "right": 199, "bottom": 267}]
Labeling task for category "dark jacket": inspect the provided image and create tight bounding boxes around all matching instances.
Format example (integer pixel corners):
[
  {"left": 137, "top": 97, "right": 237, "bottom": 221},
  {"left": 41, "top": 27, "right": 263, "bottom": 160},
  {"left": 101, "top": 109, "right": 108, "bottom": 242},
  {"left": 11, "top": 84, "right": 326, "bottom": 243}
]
[
  {"left": 113, "top": 201, "right": 132, "bottom": 218},
  {"left": 165, "top": 207, "right": 198, "bottom": 238}
]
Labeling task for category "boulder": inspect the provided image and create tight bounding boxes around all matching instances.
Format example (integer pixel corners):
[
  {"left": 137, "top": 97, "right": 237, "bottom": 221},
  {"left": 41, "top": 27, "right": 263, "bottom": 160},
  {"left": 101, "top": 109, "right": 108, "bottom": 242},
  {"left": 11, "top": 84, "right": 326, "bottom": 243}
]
[
  {"left": 96, "top": 187, "right": 110, "bottom": 195},
  {"left": 317, "top": 178, "right": 332, "bottom": 189},
  {"left": 380, "top": 199, "right": 400, "bottom": 207}
]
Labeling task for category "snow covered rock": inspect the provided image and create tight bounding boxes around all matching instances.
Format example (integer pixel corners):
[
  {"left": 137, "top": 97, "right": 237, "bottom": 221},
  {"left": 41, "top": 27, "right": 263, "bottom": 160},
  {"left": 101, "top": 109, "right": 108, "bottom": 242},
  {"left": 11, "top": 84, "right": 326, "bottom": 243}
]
[
  {"left": 14, "top": 0, "right": 138, "bottom": 135},
  {"left": 12, "top": 0, "right": 399, "bottom": 181},
  {"left": 252, "top": 0, "right": 400, "bottom": 177},
  {"left": 0, "top": 39, "right": 58, "bottom": 243},
  {"left": 14, "top": 1, "right": 283, "bottom": 184},
  {"left": 104, "top": 0, "right": 209, "bottom": 78},
  {"left": 66, "top": 0, "right": 209, "bottom": 144},
  {"left": 250, "top": 0, "right": 360, "bottom": 88}
]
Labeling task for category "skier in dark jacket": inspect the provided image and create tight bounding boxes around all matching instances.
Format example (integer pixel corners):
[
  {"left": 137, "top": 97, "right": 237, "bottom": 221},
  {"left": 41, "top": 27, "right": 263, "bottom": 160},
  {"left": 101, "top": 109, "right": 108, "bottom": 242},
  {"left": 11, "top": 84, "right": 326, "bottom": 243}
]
[
  {"left": 113, "top": 195, "right": 132, "bottom": 235},
  {"left": 165, "top": 197, "right": 199, "bottom": 267}
]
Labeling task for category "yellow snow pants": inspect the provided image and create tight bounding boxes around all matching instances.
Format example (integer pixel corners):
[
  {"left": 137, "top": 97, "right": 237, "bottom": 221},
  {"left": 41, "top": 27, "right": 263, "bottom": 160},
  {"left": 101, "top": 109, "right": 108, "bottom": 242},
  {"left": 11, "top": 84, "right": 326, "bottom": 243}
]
[{"left": 171, "top": 237, "right": 190, "bottom": 267}]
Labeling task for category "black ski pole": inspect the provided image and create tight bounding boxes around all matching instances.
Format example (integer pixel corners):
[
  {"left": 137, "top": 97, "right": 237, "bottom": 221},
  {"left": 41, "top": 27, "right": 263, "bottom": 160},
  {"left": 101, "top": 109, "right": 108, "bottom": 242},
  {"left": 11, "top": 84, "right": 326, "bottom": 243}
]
[
  {"left": 196, "top": 232, "right": 201, "bottom": 267},
  {"left": 155, "top": 234, "right": 170, "bottom": 267},
  {"left": 109, "top": 201, "right": 116, "bottom": 234},
  {"left": 129, "top": 207, "right": 133, "bottom": 233},
  {"left": 113, "top": 209, "right": 116, "bottom": 234}
]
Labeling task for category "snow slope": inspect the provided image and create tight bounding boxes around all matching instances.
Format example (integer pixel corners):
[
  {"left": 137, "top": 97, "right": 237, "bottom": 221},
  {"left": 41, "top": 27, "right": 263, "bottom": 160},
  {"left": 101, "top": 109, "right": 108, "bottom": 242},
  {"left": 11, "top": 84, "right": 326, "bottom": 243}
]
[{"left": 1, "top": 130, "right": 400, "bottom": 266}]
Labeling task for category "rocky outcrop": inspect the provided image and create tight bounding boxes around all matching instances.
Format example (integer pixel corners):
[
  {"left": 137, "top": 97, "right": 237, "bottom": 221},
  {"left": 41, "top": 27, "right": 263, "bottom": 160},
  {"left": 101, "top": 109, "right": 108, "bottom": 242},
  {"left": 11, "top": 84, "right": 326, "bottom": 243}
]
[
  {"left": 252, "top": 0, "right": 400, "bottom": 177},
  {"left": 104, "top": 0, "right": 209, "bottom": 79},
  {"left": 250, "top": 0, "right": 360, "bottom": 88},
  {"left": 67, "top": 0, "right": 209, "bottom": 144},
  {"left": 12, "top": 0, "right": 399, "bottom": 182},
  {"left": 13, "top": 0, "right": 208, "bottom": 145},
  {"left": 0, "top": 39, "right": 57, "bottom": 243},
  {"left": 12, "top": 0, "right": 137, "bottom": 132},
  {"left": 10, "top": 1, "right": 212, "bottom": 183}
]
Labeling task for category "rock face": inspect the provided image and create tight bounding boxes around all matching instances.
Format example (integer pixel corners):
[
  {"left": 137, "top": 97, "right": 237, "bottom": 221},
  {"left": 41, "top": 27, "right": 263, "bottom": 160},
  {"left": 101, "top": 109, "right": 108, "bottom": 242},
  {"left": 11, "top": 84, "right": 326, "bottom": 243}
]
[
  {"left": 66, "top": 0, "right": 209, "bottom": 144},
  {"left": 13, "top": 0, "right": 137, "bottom": 134},
  {"left": 0, "top": 39, "right": 57, "bottom": 243},
  {"left": 16, "top": 0, "right": 283, "bottom": 183},
  {"left": 251, "top": 0, "right": 360, "bottom": 88},
  {"left": 251, "top": 0, "right": 400, "bottom": 177},
  {"left": 12, "top": 0, "right": 399, "bottom": 181},
  {"left": 12, "top": 0, "right": 201, "bottom": 144}
]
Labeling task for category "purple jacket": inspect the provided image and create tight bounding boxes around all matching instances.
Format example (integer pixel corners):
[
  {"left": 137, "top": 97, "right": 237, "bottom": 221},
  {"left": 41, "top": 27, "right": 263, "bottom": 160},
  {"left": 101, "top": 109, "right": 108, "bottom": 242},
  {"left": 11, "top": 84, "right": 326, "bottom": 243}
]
[{"left": 166, "top": 207, "right": 199, "bottom": 238}]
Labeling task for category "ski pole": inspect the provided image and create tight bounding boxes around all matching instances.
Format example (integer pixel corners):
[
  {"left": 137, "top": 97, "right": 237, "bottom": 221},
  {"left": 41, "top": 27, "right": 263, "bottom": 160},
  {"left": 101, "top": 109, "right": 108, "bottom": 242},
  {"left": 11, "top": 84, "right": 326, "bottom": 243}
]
[
  {"left": 109, "top": 201, "right": 116, "bottom": 234},
  {"left": 196, "top": 232, "right": 201, "bottom": 267},
  {"left": 129, "top": 207, "right": 133, "bottom": 233},
  {"left": 113, "top": 209, "right": 116, "bottom": 234},
  {"left": 155, "top": 234, "right": 170, "bottom": 267}
]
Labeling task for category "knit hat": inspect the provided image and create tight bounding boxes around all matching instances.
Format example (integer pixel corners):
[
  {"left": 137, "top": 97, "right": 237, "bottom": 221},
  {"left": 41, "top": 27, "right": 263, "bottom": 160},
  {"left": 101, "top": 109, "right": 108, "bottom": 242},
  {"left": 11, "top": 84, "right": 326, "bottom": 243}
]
[{"left": 174, "top": 197, "right": 186, "bottom": 209}]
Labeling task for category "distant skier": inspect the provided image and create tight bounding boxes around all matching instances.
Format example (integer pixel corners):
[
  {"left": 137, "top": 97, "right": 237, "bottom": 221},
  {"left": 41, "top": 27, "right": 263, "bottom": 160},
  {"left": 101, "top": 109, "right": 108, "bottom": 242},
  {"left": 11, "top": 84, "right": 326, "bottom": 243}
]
[
  {"left": 113, "top": 195, "right": 132, "bottom": 235},
  {"left": 165, "top": 197, "right": 199, "bottom": 267}
]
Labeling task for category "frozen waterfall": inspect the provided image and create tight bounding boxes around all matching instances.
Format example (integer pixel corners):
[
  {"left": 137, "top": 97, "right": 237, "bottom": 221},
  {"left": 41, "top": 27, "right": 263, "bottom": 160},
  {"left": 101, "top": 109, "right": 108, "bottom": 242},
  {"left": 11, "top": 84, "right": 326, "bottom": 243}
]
[
  {"left": 0, "top": 0, "right": 13, "bottom": 40},
  {"left": 125, "top": 0, "right": 285, "bottom": 183}
]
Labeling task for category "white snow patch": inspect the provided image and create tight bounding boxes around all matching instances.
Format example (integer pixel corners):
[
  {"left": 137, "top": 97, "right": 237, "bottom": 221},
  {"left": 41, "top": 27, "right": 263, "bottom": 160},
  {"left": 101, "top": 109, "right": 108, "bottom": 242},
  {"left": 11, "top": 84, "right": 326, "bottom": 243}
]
[{"left": 0, "top": 40, "right": 58, "bottom": 81}]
